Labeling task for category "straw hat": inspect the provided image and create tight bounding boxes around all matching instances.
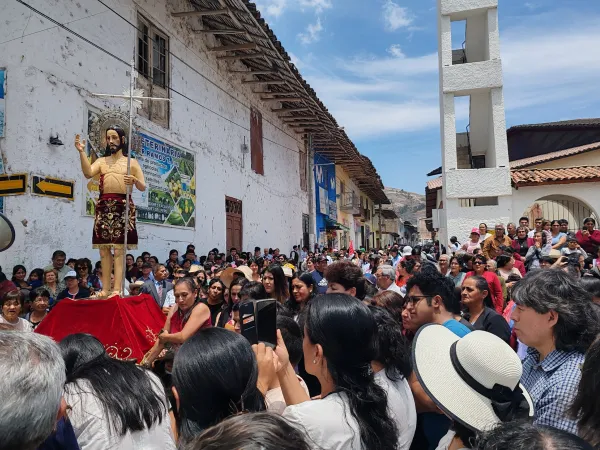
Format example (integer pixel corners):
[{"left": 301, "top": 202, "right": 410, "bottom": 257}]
[
  {"left": 189, "top": 264, "right": 202, "bottom": 274},
  {"left": 412, "top": 325, "right": 534, "bottom": 432},
  {"left": 220, "top": 266, "right": 253, "bottom": 287},
  {"left": 235, "top": 265, "right": 254, "bottom": 281}
]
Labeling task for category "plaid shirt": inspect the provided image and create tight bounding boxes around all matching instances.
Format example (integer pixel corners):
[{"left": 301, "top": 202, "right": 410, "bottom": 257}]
[{"left": 520, "top": 347, "right": 583, "bottom": 434}]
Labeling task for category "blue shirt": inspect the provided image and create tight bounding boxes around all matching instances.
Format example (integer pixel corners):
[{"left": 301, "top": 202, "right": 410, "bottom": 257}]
[
  {"left": 311, "top": 270, "right": 328, "bottom": 294},
  {"left": 521, "top": 347, "right": 583, "bottom": 434},
  {"left": 442, "top": 319, "right": 471, "bottom": 338}
]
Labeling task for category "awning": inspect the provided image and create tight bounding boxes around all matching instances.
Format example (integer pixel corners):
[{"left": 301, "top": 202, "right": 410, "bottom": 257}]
[{"left": 325, "top": 218, "right": 350, "bottom": 231}]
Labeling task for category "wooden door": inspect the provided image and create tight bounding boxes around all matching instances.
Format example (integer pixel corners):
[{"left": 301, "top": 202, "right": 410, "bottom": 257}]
[{"left": 226, "top": 197, "right": 243, "bottom": 252}]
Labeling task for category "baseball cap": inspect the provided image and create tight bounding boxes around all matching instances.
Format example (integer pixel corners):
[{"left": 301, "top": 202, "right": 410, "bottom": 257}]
[
  {"left": 470, "top": 227, "right": 480, "bottom": 235},
  {"left": 402, "top": 246, "right": 412, "bottom": 257},
  {"left": 63, "top": 270, "right": 78, "bottom": 280}
]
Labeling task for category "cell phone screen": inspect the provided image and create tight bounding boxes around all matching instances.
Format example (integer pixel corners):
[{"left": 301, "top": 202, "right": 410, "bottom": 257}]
[
  {"left": 240, "top": 301, "right": 258, "bottom": 345},
  {"left": 256, "top": 299, "right": 277, "bottom": 347}
]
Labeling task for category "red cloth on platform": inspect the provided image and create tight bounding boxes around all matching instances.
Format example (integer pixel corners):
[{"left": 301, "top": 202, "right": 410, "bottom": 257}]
[{"left": 35, "top": 294, "right": 165, "bottom": 362}]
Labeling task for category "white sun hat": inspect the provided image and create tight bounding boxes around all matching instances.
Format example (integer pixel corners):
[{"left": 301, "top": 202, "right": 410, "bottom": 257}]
[{"left": 412, "top": 324, "right": 534, "bottom": 432}]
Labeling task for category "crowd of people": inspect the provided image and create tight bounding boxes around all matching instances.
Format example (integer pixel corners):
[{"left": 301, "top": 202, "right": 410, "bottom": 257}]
[{"left": 1, "top": 216, "right": 600, "bottom": 449}]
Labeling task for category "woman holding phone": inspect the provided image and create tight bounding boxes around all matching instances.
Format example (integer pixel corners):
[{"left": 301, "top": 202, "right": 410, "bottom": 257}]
[{"left": 254, "top": 294, "right": 402, "bottom": 449}]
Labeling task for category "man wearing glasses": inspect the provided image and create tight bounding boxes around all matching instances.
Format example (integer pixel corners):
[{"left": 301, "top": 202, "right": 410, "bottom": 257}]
[
  {"left": 482, "top": 223, "right": 512, "bottom": 259},
  {"left": 405, "top": 270, "right": 472, "bottom": 449}
]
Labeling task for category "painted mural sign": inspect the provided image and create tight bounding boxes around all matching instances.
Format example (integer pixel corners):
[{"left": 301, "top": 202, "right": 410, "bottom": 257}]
[
  {"left": 84, "top": 110, "right": 196, "bottom": 228},
  {"left": 0, "top": 69, "right": 5, "bottom": 138},
  {"left": 134, "top": 133, "right": 196, "bottom": 228}
]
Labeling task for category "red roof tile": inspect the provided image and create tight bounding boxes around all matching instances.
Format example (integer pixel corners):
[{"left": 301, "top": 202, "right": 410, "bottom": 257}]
[
  {"left": 511, "top": 166, "right": 600, "bottom": 187},
  {"left": 427, "top": 177, "right": 443, "bottom": 190},
  {"left": 510, "top": 142, "right": 600, "bottom": 169}
]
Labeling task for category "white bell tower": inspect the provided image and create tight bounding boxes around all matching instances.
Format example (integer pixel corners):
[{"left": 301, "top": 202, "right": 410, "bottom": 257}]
[{"left": 436, "top": 0, "right": 512, "bottom": 245}]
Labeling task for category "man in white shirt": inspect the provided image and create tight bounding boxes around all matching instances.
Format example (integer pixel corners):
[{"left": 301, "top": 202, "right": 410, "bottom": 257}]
[
  {"left": 375, "top": 264, "right": 403, "bottom": 295},
  {"left": 528, "top": 217, "right": 544, "bottom": 239}
]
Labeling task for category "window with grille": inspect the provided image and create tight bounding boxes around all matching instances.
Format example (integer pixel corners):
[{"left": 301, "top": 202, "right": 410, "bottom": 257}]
[
  {"left": 136, "top": 14, "right": 170, "bottom": 128},
  {"left": 152, "top": 34, "right": 167, "bottom": 87}
]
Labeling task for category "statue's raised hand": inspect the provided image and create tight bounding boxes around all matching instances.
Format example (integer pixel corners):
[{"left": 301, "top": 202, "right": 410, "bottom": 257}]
[{"left": 75, "top": 134, "right": 86, "bottom": 153}]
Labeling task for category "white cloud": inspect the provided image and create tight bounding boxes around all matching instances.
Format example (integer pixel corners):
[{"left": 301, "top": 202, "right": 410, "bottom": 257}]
[
  {"left": 296, "top": 10, "right": 600, "bottom": 139},
  {"left": 299, "top": 0, "right": 333, "bottom": 13},
  {"left": 524, "top": 2, "right": 540, "bottom": 11},
  {"left": 298, "top": 17, "right": 323, "bottom": 44},
  {"left": 382, "top": 0, "right": 413, "bottom": 32},
  {"left": 387, "top": 44, "right": 405, "bottom": 58},
  {"left": 255, "top": 0, "right": 287, "bottom": 18}
]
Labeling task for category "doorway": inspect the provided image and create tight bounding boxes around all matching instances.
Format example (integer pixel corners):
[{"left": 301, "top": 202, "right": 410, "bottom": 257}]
[{"left": 226, "top": 197, "right": 243, "bottom": 252}]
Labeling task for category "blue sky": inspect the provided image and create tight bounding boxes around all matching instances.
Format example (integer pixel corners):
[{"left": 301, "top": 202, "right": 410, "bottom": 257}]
[{"left": 255, "top": 0, "right": 600, "bottom": 193}]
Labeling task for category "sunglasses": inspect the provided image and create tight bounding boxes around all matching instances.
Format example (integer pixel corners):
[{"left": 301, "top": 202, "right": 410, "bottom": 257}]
[{"left": 473, "top": 261, "right": 484, "bottom": 266}]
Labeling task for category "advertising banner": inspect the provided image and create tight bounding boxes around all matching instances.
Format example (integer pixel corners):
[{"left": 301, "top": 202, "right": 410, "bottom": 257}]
[{"left": 84, "top": 110, "right": 196, "bottom": 228}]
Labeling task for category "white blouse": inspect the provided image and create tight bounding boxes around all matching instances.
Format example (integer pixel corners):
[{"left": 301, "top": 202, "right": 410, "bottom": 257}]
[
  {"left": 283, "top": 372, "right": 416, "bottom": 450},
  {"left": 374, "top": 371, "right": 417, "bottom": 450},
  {"left": 284, "top": 392, "right": 362, "bottom": 449},
  {"left": 0, "top": 316, "right": 33, "bottom": 331}
]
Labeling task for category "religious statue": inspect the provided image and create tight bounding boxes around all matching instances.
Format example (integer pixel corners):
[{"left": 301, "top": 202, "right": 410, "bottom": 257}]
[{"left": 75, "top": 126, "right": 145, "bottom": 297}]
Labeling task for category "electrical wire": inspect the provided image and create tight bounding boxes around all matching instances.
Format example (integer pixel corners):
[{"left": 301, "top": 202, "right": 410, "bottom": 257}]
[
  {"left": 0, "top": 9, "right": 110, "bottom": 46},
  {"left": 13, "top": 0, "right": 303, "bottom": 156},
  {"left": 96, "top": 0, "right": 313, "bottom": 148}
]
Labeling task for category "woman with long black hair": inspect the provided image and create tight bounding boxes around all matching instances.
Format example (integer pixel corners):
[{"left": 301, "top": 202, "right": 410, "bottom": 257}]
[
  {"left": 286, "top": 272, "right": 316, "bottom": 318},
  {"left": 59, "top": 333, "right": 175, "bottom": 449},
  {"left": 369, "top": 305, "right": 417, "bottom": 449},
  {"left": 265, "top": 293, "right": 401, "bottom": 449},
  {"left": 203, "top": 278, "right": 229, "bottom": 328},
  {"left": 262, "top": 265, "right": 289, "bottom": 304},
  {"left": 172, "top": 328, "right": 265, "bottom": 444}
]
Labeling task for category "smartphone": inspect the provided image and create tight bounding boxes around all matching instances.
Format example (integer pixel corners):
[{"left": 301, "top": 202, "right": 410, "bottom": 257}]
[
  {"left": 240, "top": 299, "right": 277, "bottom": 348},
  {"left": 255, "top": 299, "right": 277, "bottom": 347},
  {"left": 240, "top": 301, "right": 258, "bottom": 345}
]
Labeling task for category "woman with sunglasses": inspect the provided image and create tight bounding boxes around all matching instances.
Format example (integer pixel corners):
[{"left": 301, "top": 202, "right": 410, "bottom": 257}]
[
  {"left": 76, "top": 259, "right": 101, "bottom": 294},
  {"left": 463, "top": 254, "right": 504, "bottom": 314}
]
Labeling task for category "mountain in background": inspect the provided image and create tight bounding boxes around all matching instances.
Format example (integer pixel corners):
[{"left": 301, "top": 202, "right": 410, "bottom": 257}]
[{"left": 384, "top": 187, "right": 426, "bottom": 226}]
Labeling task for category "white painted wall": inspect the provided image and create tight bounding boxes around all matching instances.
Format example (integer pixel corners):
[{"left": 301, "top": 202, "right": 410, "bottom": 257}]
[
  {"left": 0, "top": 0, "right": 308, "bottom": 269},
  {"left": 438, "top": 0, "right": 510, "bottom": 248},
  {"left": 511, "top": 183, "right": 600, "bottom": 225}
]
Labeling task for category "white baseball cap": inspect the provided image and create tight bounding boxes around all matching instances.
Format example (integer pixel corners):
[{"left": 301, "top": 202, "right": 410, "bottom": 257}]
[
  {"left": 402, "top": 246, "right": 412, "bottom": 257},
  {"left": 63, "top": 270, "right": 78, "bottom": 280}
]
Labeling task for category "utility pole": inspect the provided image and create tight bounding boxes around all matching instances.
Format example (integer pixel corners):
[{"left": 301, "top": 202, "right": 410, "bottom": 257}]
[
  {"left": 378, "top": 203, "right": 383, "bottom": 249},
  {"left": 307, "top": 134, "right": 316, "bottom": 250}
]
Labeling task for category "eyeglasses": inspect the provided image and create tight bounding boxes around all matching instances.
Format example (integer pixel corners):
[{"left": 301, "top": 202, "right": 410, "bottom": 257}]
[
  {"left": 473, "top": 261, "right": 484, "bottom": 266},
  {"left": 405, "top": 295, "right": 430, "bottom": 308}
]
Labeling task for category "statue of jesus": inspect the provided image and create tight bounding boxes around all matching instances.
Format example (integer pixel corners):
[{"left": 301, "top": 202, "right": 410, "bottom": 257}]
[{"left": 75, "top": 126, "right": 145, "bottom": 297}]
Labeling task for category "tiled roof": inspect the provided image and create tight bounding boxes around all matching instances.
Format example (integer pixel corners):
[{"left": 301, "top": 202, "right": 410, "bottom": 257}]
[
  {"left": 182, "top": 1, "right": 389, "bottom": 204},
  {"left": 510, "top": 141, "right": 600, "bottom": 169},
  {"left": 508, "top": 118, "right": 600, "bottom": 132},
  {"left": 427, "top": 177, "right": 443, "bottom": 190},
  {"left": 511, "top": 166, "right": 600, "bottom": 187}
]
